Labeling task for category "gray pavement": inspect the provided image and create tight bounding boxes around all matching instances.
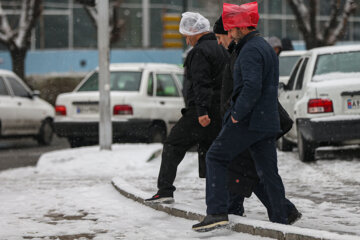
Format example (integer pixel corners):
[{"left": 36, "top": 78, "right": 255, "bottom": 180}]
[{"left": 0, "top": 135, "right": 70, "bottom": 171}]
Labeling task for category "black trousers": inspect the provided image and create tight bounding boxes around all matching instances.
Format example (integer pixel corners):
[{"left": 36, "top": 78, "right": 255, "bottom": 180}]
[{"left": 157, "top": 107, "right": 221, "bottom": 195}]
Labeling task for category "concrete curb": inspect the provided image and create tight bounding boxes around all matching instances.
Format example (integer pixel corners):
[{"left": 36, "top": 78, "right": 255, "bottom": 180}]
[{"left": 111, "top": 180, "right": 359, "bottom": 240}]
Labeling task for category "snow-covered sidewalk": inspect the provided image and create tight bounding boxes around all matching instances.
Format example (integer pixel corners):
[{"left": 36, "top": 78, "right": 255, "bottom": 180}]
[{"left": 0, "top": 143, "right": 359, "bottom": 239}]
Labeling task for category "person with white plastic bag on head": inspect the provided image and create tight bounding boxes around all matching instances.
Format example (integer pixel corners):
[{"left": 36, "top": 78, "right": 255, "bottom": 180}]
[{"left": 145, "top": 12, "right": 228, "bottom": 204}]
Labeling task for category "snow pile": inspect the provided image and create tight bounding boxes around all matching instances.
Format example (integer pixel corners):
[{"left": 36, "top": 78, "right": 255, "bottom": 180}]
[{"left": 0, "top": 143, "right": 359, "bottom": 239}]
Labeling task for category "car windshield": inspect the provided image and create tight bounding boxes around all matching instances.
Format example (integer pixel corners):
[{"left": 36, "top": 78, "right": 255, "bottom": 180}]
[
  {"left": 312, "top": 51, "right": 360, "bottom": 82},
  {"left": 279, "top": 55, "right": 301, "bottom": 77},
  {"left": 78, "top": 71, "right": 142, "bottom": 91}
]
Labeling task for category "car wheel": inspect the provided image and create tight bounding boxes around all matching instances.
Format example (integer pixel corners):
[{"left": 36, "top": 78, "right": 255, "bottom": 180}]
[
  {"left": 37, "top": 119, "right": 54, "bottom": 145},
  {"left": 297, "top": 128, "right": 316, "bottom": 162},
  {"left": 68, "top": 137, "right": 86, "bottom": 148},
  {"left": 147, "top": 125, "right": 166, "bottom": 143},
  {"left": 277, "top": 136, "right": 293, "bottom": 151}
]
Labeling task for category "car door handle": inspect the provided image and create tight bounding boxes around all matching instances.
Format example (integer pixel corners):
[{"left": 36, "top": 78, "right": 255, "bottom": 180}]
[
  {"left": 17, "top": 102, "right": 22, "bottom": 106},
  {"left": 159, "top": 101, "right": 165, "bottom": 105},
  {"left": 296, "top": 95, "right": 299, "bottom": 99},
  {"left": 286, "top": 95, "right": 290, "bottom": 99}
]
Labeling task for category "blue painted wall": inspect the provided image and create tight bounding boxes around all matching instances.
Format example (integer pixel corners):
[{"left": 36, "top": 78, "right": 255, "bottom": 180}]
[{"left": 0, "top": 49, "right": 184, "bottom": 75}]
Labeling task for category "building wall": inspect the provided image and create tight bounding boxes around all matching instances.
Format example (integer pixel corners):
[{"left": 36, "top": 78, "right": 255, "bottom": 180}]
[
  {"left": 0, "top": 0, "right": 359, "bottom": 75},
  {"left": 0, "top": 49, "right": 183, "bottom": 75},
  {"left": 1, "top": 0, "right": 359, "bottom": 51}
]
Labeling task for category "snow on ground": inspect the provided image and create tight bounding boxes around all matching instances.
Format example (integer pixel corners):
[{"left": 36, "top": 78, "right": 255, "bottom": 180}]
[{"left": 0, "top": 144, "right": 273, "bottom": 240}]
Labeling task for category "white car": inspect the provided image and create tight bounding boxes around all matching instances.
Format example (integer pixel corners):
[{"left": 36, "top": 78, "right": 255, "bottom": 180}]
[
  {"left": 278, "top": 45, "right": 360, "bottom": 162},
  {"left": 279, "top": 50, "right": 306, "bottom": 85},
  {"left": 54, "top": 63, "right": 184, "bottom": 147},
  {"left": 0, "top": 69, "right": 55, "bottom": 145}
]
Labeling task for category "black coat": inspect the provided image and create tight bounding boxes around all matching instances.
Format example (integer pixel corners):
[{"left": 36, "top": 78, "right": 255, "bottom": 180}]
[
  {"left": 183, "top": 32, "right": 228, "bottom": 117},
  {"left": 220, "top": 41, "right": 237, "bottom": 117}
]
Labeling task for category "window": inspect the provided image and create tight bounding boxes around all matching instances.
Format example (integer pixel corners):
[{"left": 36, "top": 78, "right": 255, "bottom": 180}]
[
  {"left": 287, "top": 59, "right": 303, "bottom": 90},
  {"left": 6, "top": 77, "right": 30, "bottom": 97},
  {"left": 0, "top": 77, "right": 9, "bottom": 95},
  {"left": 268, "top": 0, "right": 282, "bottom": 14},
  {"left": 36, "top": 15, "right": 69, "bottom": 49},
  {"left": 295, "top": 58, "right": 309, "bottom": 90},
  {"left": 268, "top": 20, "right": 282, "bottom": 39},
  {"left": 313, "top": 51, "right": 360, "bottom": 82},
  {"left": 78, "top": 71, "right": 142, "bottom": 92},
  {"left": 279, "top": 55, "right": 302, "bottom": 77},
  {"left": 73, "top": 8, "right": 97, "bottom": 48},
  {"left": 176, "top": 73, "right": 184, "bottom": 86},
  {"left": 156, "top": 74, "right": 179, "bottom": 97},
  {"left": 147, "top": 73, "right": 154, "bottom": 96}
]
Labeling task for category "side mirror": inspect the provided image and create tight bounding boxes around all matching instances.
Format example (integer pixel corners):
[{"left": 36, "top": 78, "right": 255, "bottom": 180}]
[
  {"left": 32, "top": 90, "right": 41, "bottom": 97},
  {"left": 278, "top": 82, "right": 286, "bottom": 91}
]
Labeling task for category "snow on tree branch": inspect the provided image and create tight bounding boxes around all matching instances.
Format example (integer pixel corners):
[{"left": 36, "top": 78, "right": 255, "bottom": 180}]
[
  {"left": 287, "top": 0, "right": 357, "bottom": 49},
  {"left": 0, "top": 2, "right": 12, "bottom": 43},
  {"left": 77, "top": 0, "right": 125, "bottom": 45},
  {"left": 327, "top": 0, "right": 357, "bottom": 45},
  {"left": 286, "top": 0, "right": 310, "bottom": 35}
]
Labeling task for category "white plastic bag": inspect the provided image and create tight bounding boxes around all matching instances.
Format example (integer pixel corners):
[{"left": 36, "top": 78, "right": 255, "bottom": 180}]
[{"left": 179, "top": 12, "right": 210, "bottom": 36}]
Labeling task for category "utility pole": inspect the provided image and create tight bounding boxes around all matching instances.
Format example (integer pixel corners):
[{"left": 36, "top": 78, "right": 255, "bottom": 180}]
[
  {"left": 97, "top": 0, "right": 112, "bottom": 150},
  {"left": 142, "top": 0, "right": 150, "bottom": 48}
]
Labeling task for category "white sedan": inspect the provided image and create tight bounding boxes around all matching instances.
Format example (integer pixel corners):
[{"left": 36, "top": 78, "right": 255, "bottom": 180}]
[
  {"left": 0, "top": 69, "right": 55, "bottom": 145},
  {"left": 54, "top": 63, "right": 184, "bottom": 147}
]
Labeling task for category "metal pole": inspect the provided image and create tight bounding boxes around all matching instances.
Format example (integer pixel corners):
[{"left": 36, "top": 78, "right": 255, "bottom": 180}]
[
  {"left": 142, "top": 0, "right": 150, "bottom": 48},
  {"left": 182, "top": 0, "right": 188, "bottom": 13},
  {"left": 97, "top": 0, "right": 112, "bottom": 150}
]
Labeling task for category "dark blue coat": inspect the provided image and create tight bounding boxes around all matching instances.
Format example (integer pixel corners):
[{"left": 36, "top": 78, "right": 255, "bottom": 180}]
[{"left": 230, "top": 31, "right": 280, "bottom": 132}]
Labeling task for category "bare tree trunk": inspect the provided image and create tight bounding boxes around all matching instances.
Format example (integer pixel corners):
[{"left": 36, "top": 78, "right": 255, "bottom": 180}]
[
  {"left": 0, "top": 0, "right": 42, "bottom": 80},
  {"left": 10, "top": 47, "right": 27, "bottom": 80}
]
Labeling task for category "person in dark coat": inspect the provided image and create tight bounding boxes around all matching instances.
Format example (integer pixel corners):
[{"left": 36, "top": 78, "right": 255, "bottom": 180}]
[
  {"left": 213, "top": 15, "right": 301, "bottom": 220},
  {"left": 193, "top": 2, "right": 298, "bottom": 231},
  {"left": 145, "top": 12, "right": 228, "bottom": 204}
]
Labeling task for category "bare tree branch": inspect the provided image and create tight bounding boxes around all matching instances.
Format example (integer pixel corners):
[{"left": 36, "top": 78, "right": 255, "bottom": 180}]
[
  {"left": 84, "top": 5, "right": 98, "bottom": 28},
  {"left": 286, "top": 0, "right": 310, "bottom": 36},
  {"left": 309, "top": 0, "right": 317, "bottom": 38},
  {"left": 0, "top": 2, "right": 12, "bottom": 42},
  {"left": 327, "top": 0, "right": 357, "bottom": 45},
  {"left": 323, "top": 0, "right": 341, "bottom": 41},
  {"left": 77, "top": 0, "right": 125, "bottom": 45},
  {"left": 287, "top": 0, "right": 357, "bottom": 49}
]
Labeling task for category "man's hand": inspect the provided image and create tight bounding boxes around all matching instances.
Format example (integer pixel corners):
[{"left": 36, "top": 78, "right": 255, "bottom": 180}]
[
  {"left": 198, "top": 115, "right": 211, "bottom": 127},
  {"left": 231, "top": 115, "right": 238, "bottom": 123}
]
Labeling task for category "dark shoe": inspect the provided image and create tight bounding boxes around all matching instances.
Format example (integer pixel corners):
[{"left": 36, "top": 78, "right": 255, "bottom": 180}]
[
  {"left": 288, "top": 208, "right": 302, "bottom": 225},
  {"left": 228, "top": 210, "right": 244, "bottom": 216},
  {"left": 228, "top": 204, "right": 244, "bottom": 216},
  {"left": 145, "top": 193, "right": 174, "bottom": 204},
  {"left": 192, "top": 214, "right": 229, "bottom": 232}
]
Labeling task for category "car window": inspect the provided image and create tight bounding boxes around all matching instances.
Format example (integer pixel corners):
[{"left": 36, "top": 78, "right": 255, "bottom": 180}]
[
  {"left": 279, "top": 55, "right": 302, "bottom": 77},
  {"left": 78, "top": 71, "right": 142, "bottom": 92},
  {"left": 295, "top": 58, "right": 309, "bottom": 90},
  {"left": 286, "top": 59, "right": 303, "bottom": 90},
  {"left": 0, "top": 77, "right": 9, "bottom": 95},
  {"left": 6, "top": 76, "right": 30, "bottom": 97},
  {"left": 312, "top": 51, "right": 360, "bottom": 82},
  {"left": 147, "top": 73, "right": 154, "bottom": 96},
  {"left": 176, "top": 73, "right": 184, "bottom": 86},
  {"left": 156, "top": 74, "right": 179, "bottom": 97}
]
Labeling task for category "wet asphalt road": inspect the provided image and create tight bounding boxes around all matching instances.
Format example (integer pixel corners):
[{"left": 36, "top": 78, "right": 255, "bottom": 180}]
[{"left": 0, "top": 135, "right": 70, "bottom": 171}]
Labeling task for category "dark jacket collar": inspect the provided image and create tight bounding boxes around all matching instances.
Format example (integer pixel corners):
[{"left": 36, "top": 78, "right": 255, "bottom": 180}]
[
  {"left": 234, "top": 30, "right": 260, "bottom": 54},
  {"left": 196, "top": 32, "right": 216, "bottom": 46},
  {"left": 228, "top": 40, "right": 236, "bottom": 54}
]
